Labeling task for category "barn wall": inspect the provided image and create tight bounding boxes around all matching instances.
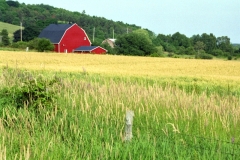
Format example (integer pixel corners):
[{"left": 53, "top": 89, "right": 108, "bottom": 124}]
[
  {"left": 92, "top": 47, "right": 107, "bottom": 54},
  {"left": 54, "top": 44, "right": 58, "bottom": 52},
  {"left": 59, "top": 24, "right": 91, "bottom": 53}
]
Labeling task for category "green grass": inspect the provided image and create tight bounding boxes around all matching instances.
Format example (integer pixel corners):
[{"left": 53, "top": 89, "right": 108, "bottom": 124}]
[
  {"left": 0, "top": 67, "right": 240, "bottom": 159},
  {"left": 0, "top": 21, "right": 23, "bottom": 40}
]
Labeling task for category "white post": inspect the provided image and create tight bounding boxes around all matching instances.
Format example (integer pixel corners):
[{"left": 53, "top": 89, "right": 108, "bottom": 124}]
[{"left": 124, "top": 110, "right": 134, "bottom": 141}]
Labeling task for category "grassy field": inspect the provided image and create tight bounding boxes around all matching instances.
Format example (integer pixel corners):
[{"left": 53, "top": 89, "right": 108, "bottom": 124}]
[
  {"left": 0, "top": 51, "right": 240, "bottom": 159},
  {"left": 1, "top": 51, "right": 240, "bottom": 78},
  {"left": 0, "top": 22, "right": 22, "bottom": 40}
]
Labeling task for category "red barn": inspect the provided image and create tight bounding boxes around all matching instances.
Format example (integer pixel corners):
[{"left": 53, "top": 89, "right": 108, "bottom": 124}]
[
  {"left": 74, "top": 46, "right": 107, "bottom": 54},
  {"left": 39, "top": 23, "right": 91, "bottom": 53}
]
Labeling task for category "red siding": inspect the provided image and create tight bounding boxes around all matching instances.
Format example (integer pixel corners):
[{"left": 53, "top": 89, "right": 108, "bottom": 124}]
[
  {"left": 92, "top": 47, "right": 107, "bottom": 54},
  {"left": 54, "top": 44, "right": 58, "bottom": 52},
  {"left": 57, "top": 24, "right": 91, "bottom": 53}
]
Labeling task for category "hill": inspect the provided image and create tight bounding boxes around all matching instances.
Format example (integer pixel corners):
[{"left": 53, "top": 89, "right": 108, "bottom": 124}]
[
  {"left": 0, "top": 0, "right": 239, "bottom": 57},
  {"left": 232, "top": 43, "right": 240, "bottom": 48},
  {"left": 0, "top": 21, "right": 22, "bottom": 40},
  {"left": 0, "top": 0, "right": 142, "bottom": 44}
]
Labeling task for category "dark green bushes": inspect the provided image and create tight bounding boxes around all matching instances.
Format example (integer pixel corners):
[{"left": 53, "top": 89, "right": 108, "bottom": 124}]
[
  {"left": 195, "top": 51, "right": 213, "bottom": 59},
  {"left": 0, "top": 68, "right": 59, "bottom": 114}
]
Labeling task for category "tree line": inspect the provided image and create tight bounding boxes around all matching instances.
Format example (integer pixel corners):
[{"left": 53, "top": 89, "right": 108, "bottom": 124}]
[
  {"left": 0, "top": 0, "right": 140, "bottom": 44},
  {"left": 0, "top": 0, "right": 239, "bottom": 58}
]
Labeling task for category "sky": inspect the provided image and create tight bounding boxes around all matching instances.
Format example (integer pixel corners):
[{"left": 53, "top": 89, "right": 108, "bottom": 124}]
[{"left": 17, "top": 0, "right": 240, "bottom": 43}]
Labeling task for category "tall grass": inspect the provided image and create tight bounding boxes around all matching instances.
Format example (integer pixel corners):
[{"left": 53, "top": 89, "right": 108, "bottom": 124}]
[{"left": 0, "top": 68, "right": 240, "bottom": 159}]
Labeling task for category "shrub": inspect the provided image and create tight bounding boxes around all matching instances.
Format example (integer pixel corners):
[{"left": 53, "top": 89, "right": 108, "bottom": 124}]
[
  {"left": 150, "top": 46, "right": 165, "bottom": 57},
  {"left": 185, "top": 46, "right": 196, "bottom": 55},
  {"left": 195, "top": 50, "right": 213, "bottom": 59},
  {"left": 150, "top": 52, "right": 164, "bottom": 57},
  {"left": 0, "top": 68, "right": 59, "bottom": 113},
  {"left": 167, "top": 52, "right": 174, "bottom": 57},
  {"left": 11, "top": 41, "right": 28, "bottom": 49},
  {"left": 165, "top": 44, "right": 176, "bottom": 53},
  {"left": 0, "top": 29, "right": 10, "bottom": 46},
  {"left": 176, "top": 46, "right": 186, "bottom": 55},
  {"left": 211, "top": 49, "right": 224, "bottom": 56},
  {"left": 228, "top": 56, "right": 232, "bottom": 60},
  {"left": 28, "top": 38, "right": 40, "bottom": 50},
  {"left": 36, "top": 38, "right": 54, "bottom": 52}
]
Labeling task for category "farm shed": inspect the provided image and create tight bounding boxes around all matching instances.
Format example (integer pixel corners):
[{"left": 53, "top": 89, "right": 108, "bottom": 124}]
[
  {"left": 38, "top": 23, "right": 91, "bottom": 53},
  {"left": 74, "top": 46, "right": 107, "bottom": 54},
  {"left": 102, "top": 38, "right": 116, "bottom": 48}
]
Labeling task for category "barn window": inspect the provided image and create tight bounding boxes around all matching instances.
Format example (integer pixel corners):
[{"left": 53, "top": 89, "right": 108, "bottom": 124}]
[{"left": 84, "top": 37, "right": 86, "bottom": 40}]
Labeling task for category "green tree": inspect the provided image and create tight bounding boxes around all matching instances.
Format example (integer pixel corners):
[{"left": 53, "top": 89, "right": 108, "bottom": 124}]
[
  {"left": 0, "top": 29, "right": 10, "bottom": 46},
  {"left": 13, "top": 26, "right": 41, "bottom": 42},
  {"left": 211, "top": 49, "right": 224, "bottom": 56},
  {"left": 115, "top": 32, "right": 157, "bottom": 56},
  {"left": 100, "top": 43, "right": 115, "bottom": 54},
  {"left": 6, "top": 1, "right": 20, "bottom": 7},
  {"left": 36, "top": 38, "right": 54, "bottom": 52},
  {"left": 191, "top": 34, "right": 201, "bottom": 45},
  {"left": 133, "top": 29, "right": 154, "bottom": 44},
  {"left": 185, "top": 46, "right": 196, "bottom": 55},
  {"left": 171, "top": 32, "right": 190, "bottom": 48},
  {"left": 165, "top": 44, "right": 176, "bottom": 53},
  {"left": 0, "top": 0, "right": 8, "bottom": 16},
  {"left": 217, "top": 36, "right": 233, "bottom": 53},
  {"left": 194, "top": 41, "right": 205, "bottom": 53},
  {"left": 23, "top": 26, "right": 41, "bottom": 41},
  {"left": 201, "top": 33, "right": 216, "bottom": 53}
]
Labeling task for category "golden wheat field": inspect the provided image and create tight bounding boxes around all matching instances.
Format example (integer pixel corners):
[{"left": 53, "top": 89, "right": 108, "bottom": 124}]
[{"left": 0, "top": 51, "right": 240, "bottom": 82}]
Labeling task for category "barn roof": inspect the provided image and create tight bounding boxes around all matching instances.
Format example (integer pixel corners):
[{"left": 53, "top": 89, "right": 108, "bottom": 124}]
[
  {"left": 74, "top": 46, "right": 107, "bottom": 52},
  {"left": 38, "top": 24, "right": 73, "bottom": 43},
  {"left": 108, "top": 38, "right": 116, "bottom": 42}
]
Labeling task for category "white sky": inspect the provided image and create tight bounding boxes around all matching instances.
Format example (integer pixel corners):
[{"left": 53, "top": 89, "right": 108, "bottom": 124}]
[{"left": 17, "top": 0, "right": 240, "bottom": 43}]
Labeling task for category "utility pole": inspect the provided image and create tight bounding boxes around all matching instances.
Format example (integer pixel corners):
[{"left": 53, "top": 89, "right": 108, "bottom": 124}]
[
  {"left": 20, "top": 22, "right": 22, "bottom": 41},
  {"left": 113, "top": 28, "right": 114, "bottom": 39},
  {"left": 93, "top": 27, "right": 95, "bottom": 42}
]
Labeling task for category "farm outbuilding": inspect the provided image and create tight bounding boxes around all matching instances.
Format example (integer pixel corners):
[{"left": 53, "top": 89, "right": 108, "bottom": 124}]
[
  {"left": 102, "top": 38, "right": 116, "bottom": 48},
  {"left": 38, "top": 23, "right": 91, "bottom": 53},
  {"left": 74, "top": 46, "right": 107, "bottom": 54}
]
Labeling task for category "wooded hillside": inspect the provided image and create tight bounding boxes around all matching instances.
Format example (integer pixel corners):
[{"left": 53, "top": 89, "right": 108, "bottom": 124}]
[
  {"left": 0, "top": 0, "right": 141, "bottom": 44},
  {"left": 0, "top": 0, "right": 239, "bottom": 57}
]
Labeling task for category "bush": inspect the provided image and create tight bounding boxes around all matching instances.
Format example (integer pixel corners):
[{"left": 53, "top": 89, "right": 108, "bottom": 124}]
[
  {"left": 195, "top": 50, "right": 213, "bottom": 59},
  {"left": 115, "top": 32, "right": 157, "bottom": 56},
  {"left": 150, "top": 52, "right": 164, "bottom": 57},
  {"left": 150, "top": 46, "right": 165, "bottom": 57},
  {"left": 167, "top": 52, "right": 174, "bottom": 57},
  {"left": 0, "top": 68, "right": 59, "bottom": 112},
  {"left": 28, "top": 38, "right": 40, "bottom": 50},
  {"left": 211, "top": 49, "right": 224, "bottom": 56},
  {"left": 0, "top": 29, "right": 10, "bottom": 46},
  {"left": 100, "top": 43, "right": 116, "bottom": 54},
  {"left": 176, "top": 46, "right": 186, "bottom": 55},
  {"left": 228, "top": 56, "right": 232, "bottom": 60},
  {"left": 36, "top": 38, "right": 54, "bottom": 52},
  {"left": 165, "top": 44, "right": 176, "bottom": 53},
  {"left": 11, "top": 41, "right": 28, "bottom": 49},
  {"left": 185, "top": 46, "right": 196, "bottom": 55}
]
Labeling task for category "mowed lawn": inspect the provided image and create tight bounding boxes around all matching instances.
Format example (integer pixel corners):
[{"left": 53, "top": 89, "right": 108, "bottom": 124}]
[{"left": 0, "top": 51, "right": 240, "bottom": 82}]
